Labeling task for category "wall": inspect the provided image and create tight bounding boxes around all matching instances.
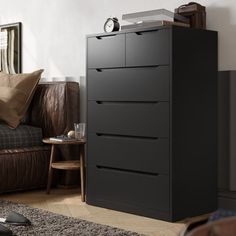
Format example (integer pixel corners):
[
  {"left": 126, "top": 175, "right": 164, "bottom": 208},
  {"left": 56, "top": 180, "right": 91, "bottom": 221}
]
[
  {"left": 0, "top": 0, "right": 235, "bottom": 123},
  {"left": 0, "top": 0, "right": 236, "bottom": 78}
]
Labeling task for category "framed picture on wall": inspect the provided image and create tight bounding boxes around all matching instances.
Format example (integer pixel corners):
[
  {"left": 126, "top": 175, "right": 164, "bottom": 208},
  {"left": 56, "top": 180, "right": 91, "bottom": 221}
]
[{"left": 0, "top": 22, "right": 22, "bottom": 74}]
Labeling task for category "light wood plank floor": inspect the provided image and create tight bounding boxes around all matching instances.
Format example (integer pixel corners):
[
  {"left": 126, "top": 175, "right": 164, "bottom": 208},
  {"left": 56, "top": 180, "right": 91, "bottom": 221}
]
[{"left": 0, "top": 188, "right": 202, "bottom": 236}]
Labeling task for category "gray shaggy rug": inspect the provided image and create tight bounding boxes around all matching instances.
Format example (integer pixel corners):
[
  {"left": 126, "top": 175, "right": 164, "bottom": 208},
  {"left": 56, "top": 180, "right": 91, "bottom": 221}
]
[{"left": 0, "top": 200, "right": 144, "bottom": 236}]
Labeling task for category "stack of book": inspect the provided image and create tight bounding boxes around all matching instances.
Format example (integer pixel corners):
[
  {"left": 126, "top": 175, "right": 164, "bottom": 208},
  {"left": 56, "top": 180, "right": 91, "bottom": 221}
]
[{"left": 121, "top": 9, "right": 190, "bottom": 30}]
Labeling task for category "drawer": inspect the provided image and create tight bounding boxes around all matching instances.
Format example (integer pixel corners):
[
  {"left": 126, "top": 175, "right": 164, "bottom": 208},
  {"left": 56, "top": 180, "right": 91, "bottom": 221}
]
[
  {"left": 88, "top": 66, "right": 170, "bottom": 101},
  {"left": 88, "top": 101, "right": 169, "bottom": 137},
  {"left": 86, "top": 166, "right": 170, "bottom": 212},
  {"left": 87, "top": 34, "right": 125, "bottom": 68},
  {"left": 126, "top": 29, "right": 170, "bottom": 66},
  {"left": 87, "top": 133, "right": 169, "bottom": 174}
]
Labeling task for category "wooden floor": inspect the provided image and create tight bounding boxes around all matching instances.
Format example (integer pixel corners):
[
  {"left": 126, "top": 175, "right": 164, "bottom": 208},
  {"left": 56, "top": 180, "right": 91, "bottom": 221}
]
[{"left": 0, "top": 188, "right": 201, "bottom": 236}]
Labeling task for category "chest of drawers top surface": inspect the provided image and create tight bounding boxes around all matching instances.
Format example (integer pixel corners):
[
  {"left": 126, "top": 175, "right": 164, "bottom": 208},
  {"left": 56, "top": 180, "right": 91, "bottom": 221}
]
[
  {"left": 86, "top": 25, "right": 216, "bottom": 38},
  {"left": 87, "top": 26, "right": 217, "bottom": 69}
]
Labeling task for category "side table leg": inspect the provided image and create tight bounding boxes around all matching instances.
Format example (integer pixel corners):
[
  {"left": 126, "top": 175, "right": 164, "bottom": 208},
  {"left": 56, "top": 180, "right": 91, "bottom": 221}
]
[
  {"left": 47, "top": 144, "right": 55, "bottom": 194},
  {"left": 80, "top": 145, "right": 85, "bottom": 202}
]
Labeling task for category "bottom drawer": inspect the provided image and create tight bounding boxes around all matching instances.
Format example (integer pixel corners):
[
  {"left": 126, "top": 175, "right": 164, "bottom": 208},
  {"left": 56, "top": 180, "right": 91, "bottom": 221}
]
[{"left": 86, "top": 166, "right": 170, "bottom": 213}]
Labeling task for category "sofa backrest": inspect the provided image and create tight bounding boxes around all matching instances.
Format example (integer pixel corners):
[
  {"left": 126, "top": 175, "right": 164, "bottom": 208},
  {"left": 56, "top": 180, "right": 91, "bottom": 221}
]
[{"left": 27, "top": 81, "right": 80, "bottom": 138}]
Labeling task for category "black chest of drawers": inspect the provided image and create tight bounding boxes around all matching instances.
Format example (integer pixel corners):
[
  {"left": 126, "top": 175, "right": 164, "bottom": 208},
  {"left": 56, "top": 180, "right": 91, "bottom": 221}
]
[{"left": 86, "top": 26, "right": 218, "bottom": 221}]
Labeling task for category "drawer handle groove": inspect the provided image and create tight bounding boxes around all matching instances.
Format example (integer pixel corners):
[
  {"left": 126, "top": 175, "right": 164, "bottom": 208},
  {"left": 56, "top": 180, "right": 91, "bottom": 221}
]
[
  {"left": 96, "top": 165, "right": 159, "bottom": 176},
  {"left": 96, "top": 133, "right": 159, "bottom": 140},
  {"left": 126, "top": 65, "right": 160, "bottom": 69},
  {"left": 135, "top": 29, "right": 159, "bottom": 35},
  {"left": 95, "top": 101, "right": 159, "bottom": 105},
  {"left": 96, "top": 34, "right": 117, "bottom": 39},
  {"left": 92, "top": 65, "right": 162, "bottom": 70}
]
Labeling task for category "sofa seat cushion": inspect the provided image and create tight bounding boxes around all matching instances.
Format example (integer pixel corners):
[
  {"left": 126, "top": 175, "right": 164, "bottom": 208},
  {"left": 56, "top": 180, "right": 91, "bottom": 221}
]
[{"left": 0, "top": 124, "right": 43, "bottom": 149}]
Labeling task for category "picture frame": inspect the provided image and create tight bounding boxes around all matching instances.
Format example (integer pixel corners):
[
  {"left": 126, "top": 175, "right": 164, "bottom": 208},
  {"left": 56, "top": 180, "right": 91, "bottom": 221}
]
[{"left": 0, "top": 22, "right": 22, "bottom": 74}]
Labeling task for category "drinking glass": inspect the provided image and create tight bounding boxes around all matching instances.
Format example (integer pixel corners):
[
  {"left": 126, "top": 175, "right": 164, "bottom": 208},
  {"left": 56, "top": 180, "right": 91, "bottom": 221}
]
[{"left": 74, "top": 123, "right": 86, "bottom": 140}]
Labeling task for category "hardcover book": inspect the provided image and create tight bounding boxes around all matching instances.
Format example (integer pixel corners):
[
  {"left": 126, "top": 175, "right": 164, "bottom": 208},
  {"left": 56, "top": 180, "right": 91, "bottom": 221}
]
[
  {"left": 122, "top": 9, "right": 189, "bottom": 24},
  {"left": 121, "top": 20, "right": 190, "bottom": 30},
  {"left": 49, "top": 135, "right": 76, "bottom": 142}
]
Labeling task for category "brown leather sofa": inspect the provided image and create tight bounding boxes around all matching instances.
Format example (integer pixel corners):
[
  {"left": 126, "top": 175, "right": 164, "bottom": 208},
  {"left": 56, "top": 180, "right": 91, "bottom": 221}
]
[{"left": 0, "top": 81, "right": 80, "bottom": 193}]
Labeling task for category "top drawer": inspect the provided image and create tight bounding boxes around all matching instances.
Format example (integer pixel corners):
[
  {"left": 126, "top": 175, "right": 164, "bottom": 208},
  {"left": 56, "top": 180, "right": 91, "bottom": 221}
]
[
  {"left": 87, "top": 34, "right": 125, "bottom": 68},
  {"left": 126, "top": 29, "right": 170, "bottom": 67}
]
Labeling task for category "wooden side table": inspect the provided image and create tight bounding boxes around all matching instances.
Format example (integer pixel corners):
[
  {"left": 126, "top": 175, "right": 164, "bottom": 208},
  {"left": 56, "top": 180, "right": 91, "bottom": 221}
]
[{"left": 42, "top": 138, "right": 86, "bottom": 202}]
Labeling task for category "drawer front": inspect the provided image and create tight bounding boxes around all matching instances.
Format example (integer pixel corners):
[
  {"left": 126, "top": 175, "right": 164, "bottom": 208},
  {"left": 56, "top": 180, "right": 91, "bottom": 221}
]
[
  {"left": 86, "top": 166, "right": 170, "bottom": 212},
  {"left": 88, "top": 101, "right": 169, "bottom": 137},
  {"left": 87, "top": 34, "right": 125, "bottom": 68},
  {"left": 126, "top": 29, "right": 170, "bottom": 66},
  {"left": 88, "top": 66, "right": 170, "bottom": 101},
  {"left": 87, "top": 133, "right": 169, "bottom": 174}
]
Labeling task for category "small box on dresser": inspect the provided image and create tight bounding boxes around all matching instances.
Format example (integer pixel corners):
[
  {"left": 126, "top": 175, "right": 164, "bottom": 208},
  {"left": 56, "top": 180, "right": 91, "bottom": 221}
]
[{"left": 86, "top": 26, "right": 217, "bottom": 222}]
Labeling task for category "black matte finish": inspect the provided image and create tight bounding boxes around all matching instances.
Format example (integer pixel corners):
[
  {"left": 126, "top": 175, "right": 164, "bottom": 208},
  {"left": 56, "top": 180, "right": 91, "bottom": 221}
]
[
  {"left": 86, "top": 166, "right": 170, "bottom": 213},
  {"left": 87, "top": 34, "right": 125, "bottom": 68},
  {"left": 88, "top": 134, "right": 169, "bottom": 174},
  {"left": 171, "top": 27, "right": 218, "bottom": 221},
  {"left": 86, "top": 26, "right": 217, "bottom": 221},
  {"left": 126, "top": 29, "right": 170, "bottom": 66},
  {"left": 88, "top": 101, "right": 169, "bottom": 137},
  {"left": 88, "top": 66, "right": 170, "bottom": 101}
]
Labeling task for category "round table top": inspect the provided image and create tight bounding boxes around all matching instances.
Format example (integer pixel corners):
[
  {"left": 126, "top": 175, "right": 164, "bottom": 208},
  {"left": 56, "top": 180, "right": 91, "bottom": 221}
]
[{"left": 42, "top": 138, "right": 86, "bottom": 145}]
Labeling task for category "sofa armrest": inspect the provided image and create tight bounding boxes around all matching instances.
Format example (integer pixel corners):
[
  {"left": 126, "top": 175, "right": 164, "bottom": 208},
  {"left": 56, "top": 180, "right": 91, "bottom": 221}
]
[{"left": 28, "top": 82, "right": 80, "bottom": 138}]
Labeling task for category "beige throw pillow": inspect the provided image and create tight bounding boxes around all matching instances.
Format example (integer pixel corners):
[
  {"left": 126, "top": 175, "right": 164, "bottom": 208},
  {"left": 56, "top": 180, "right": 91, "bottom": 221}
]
[{"left": 0, "top": 69, "right": 44, "bottom": 128}]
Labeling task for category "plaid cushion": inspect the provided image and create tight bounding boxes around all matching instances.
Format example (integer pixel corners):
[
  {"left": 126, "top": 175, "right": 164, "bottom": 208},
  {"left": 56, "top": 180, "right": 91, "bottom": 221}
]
[{"left": 0, "top": 124, "right": 43, "bottom": 149}]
